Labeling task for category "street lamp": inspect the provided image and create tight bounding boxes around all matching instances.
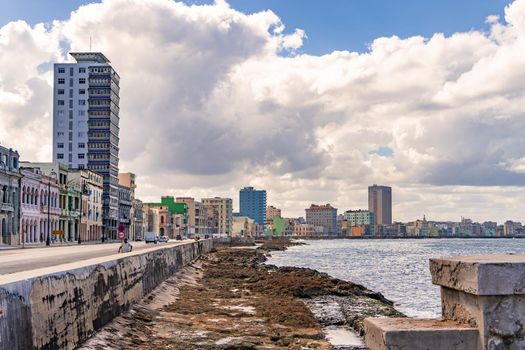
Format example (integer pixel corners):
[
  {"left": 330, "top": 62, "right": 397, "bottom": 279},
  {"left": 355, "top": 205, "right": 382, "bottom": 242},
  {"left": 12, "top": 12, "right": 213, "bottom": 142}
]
[{"left": 47, "top": 170, "right": 57, "bottom": 246}]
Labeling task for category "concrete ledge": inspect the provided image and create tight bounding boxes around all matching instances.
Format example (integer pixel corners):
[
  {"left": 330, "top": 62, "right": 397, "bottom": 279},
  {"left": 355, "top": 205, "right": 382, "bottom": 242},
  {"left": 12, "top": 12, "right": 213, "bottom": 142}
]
[
  {"left": 430, "top": 254, "right": 525, "bottom": 295},
  {"left": 0, "top": 239, "right": 213, "bottom": 350},
  {"left": 364, "top": 318, "right": 479, "bottom": 350}
]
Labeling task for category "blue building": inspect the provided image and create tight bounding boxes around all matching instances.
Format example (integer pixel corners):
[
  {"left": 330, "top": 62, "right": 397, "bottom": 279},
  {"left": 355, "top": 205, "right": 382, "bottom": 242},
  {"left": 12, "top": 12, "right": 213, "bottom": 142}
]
[{"left": 239, "top": 187, "right": 267, "bottom": 227}]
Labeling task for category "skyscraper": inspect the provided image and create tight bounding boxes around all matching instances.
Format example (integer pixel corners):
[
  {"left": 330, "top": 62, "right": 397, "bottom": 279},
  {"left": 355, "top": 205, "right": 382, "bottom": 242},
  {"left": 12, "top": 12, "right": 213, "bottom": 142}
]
[
  {"left": 368, "top": 184, "right": 392, "bottom": 225},
  {"left": 239, "top": 187, "right": 267, "bottom": 227},
  {"left": 53, "top": 52, "right": 121, "bottom": 238}
]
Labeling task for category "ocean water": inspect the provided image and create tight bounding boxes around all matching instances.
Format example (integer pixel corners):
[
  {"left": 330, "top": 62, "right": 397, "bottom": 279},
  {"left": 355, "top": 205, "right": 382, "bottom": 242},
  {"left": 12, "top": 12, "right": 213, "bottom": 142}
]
[{"left": 266, "top": 238, "right": 525, "bottom": 318}]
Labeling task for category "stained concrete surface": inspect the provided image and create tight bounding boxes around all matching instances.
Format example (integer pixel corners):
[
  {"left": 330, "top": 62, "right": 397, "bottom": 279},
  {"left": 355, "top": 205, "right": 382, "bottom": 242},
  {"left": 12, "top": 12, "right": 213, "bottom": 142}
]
[
  {"left": 0, "top": 239, "right": 212, "bottom": 350},
  {"left": 0, "top": 240, "right": 194, "bottom": 275}
]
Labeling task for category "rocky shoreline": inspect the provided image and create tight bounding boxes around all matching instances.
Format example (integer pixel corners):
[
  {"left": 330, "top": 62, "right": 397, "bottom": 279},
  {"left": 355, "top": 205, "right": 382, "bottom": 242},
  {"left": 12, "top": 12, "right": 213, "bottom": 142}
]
[{"left": 80, "top": 240, "right": 403, "bottom": 349}]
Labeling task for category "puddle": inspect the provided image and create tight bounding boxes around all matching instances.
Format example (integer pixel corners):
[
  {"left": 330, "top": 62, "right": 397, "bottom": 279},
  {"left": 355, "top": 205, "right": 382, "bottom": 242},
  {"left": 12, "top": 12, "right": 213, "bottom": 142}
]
[
  {"left": 222, "top": 305, "right": 256, "bottom": 314},
  {"left": 324, "top": 326, "right": 365, "bottom": 348},
  {"left": 215, "top": 336, "right": 243, "bottom": 345}
]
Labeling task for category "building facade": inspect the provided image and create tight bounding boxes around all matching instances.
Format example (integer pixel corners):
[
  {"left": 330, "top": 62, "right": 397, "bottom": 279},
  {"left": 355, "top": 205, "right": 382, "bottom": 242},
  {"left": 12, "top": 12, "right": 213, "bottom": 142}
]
[
  {"left": 202, "top": 197, "right": 233, "bottom": 236},
  {"left": 132, "top": 199, "right": 144, "bottom": 240},
  {"left": 176, "top": 197, "right": 206, "bottom": 235},
  {"left": 239, "top": 186, "right": 267, "bottom": 227},
  {"left": 266, "top": 205, "right": 281, "bottom": 226},
  {"left": 53, "top": 52, "right": 121, "bottom": 239},
  {"left": 344, "top": 209, "right": 376, "bottom": 236},
  {"left": 305, "top": 204, "right": 338, "bottom": 234},
  {"left": 144, "top": 204, "right": 171, "bottom": 237},
  {"left": 0, "top": 146, "right": 21, "bottom": 245},
  {"left": 19, "top": 167, "right": 60, "bottom": 244},
  {"left": 68, "top": 169, "right": 103, "bottom": 241},
  {"left": 368, "top": 184, "right": 392, "bottom": 225},
  {"left": 20, "top": 162, "right": 83, "bottom": 242},
  {"left": 118, "top": 173, "right": 136, "bottom": 239},
  {"left": 117, "top": 184, "right": 133, "bottom": 237}
]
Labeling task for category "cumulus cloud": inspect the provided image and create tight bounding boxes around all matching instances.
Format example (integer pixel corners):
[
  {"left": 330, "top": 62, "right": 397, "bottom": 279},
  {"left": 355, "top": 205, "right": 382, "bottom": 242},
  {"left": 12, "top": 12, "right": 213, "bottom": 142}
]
[{"left": 1, "top": 0, "right": 525, "bottom": 222}]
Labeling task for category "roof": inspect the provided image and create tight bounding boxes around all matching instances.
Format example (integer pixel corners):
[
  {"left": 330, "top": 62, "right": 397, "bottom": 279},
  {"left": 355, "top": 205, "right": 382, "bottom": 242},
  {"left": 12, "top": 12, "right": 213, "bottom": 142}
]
[{"left": 70, "top": 52, "right": 111, "bottom": 64}]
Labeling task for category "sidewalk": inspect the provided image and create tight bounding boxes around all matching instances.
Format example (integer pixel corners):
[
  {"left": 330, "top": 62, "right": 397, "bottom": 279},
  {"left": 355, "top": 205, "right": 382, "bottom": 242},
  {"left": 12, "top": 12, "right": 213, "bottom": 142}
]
[{"left": 0, "top": 240, "right": 120, "bottom": 250}]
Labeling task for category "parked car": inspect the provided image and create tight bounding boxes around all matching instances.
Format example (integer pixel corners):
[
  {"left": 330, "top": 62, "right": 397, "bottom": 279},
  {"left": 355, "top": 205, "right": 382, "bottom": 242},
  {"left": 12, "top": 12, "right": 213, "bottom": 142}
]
[
  {"left": 144, "top": 232, "right": 158, "bottom": 244},
  {"left": 176, "top": 235, "right": 182, "bottom": 241},
  {"left": 204, "top": 234, "right": 210, "bottom": 239},
  {"left": 159, "top": 235, "right": 169, "bottom": 243},
  {"left": 135, "top": 236, "right": 143, "bottom": 242}
]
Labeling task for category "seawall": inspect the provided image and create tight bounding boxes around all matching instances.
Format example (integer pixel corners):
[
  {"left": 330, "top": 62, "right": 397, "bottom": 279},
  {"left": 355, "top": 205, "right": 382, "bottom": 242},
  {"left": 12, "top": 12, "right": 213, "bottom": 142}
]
[{"left": 0, "top": 240, "right": 213, "bottom": 350}]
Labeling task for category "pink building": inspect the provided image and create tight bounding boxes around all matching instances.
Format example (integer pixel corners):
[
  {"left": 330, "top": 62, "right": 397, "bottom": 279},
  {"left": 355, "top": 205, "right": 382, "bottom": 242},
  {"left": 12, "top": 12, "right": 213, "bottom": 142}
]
[{"left": 20, "top": 168, "right": 60, "bottom": 244}]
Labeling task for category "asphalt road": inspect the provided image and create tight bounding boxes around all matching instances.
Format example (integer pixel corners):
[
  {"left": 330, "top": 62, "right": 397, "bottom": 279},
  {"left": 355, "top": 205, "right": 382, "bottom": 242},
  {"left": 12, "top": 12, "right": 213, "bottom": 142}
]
[{"left": 0, "top": 240, "right": 191, "bottom": 275}]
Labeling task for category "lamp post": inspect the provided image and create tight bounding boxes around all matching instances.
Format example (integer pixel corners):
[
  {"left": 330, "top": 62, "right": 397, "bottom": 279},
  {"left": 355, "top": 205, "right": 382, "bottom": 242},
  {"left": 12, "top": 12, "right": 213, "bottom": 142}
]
[{"left": 47, "top": 170, "right": 57, "bottom": 246}]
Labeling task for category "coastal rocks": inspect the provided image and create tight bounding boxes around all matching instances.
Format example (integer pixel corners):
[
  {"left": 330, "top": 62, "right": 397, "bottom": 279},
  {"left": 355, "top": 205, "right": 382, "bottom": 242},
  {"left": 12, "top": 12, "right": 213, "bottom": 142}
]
[{"left": 80, "top": 241, "right": 403, "bottom": 349}]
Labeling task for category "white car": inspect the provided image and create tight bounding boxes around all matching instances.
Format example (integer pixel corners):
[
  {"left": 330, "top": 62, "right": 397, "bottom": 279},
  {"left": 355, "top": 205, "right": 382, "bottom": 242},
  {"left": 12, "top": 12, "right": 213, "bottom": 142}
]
[{"left": 144, "top": 232, "right": 158, "bottom": 244}]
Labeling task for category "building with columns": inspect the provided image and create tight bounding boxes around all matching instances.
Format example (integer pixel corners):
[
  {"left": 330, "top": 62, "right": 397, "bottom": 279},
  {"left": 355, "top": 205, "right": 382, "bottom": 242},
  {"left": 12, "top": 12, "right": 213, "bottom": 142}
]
[
  {"left": 20, "top": 162, "right": 81, "bottom": 243},
  {"left": 0, "top": 145, "right": 21, "bottom": 245},
  {"left": 68, "top": 169, "right": 103, "bottom": 241},
  {"left": 19, "top": 167, "right": 60, "bottom": 244}
]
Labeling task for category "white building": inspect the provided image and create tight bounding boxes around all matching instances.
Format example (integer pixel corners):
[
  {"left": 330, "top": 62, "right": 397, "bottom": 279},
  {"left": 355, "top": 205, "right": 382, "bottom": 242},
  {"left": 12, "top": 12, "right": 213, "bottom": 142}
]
[
  {"left": 19, "top": 167, "right": 60, "bottom": 244},
  {"left": 52, "top": 52, "right": 121, "bottom": 239},
  {"left": 0, "top": 146, "right": 21, "bottom": 245}
]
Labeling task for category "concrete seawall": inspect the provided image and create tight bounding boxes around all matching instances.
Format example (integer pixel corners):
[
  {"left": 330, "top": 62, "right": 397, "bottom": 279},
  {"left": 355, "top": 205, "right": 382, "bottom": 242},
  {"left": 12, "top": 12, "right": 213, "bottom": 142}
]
[{"left": 0, "top": 240, "right": 213, "bottom": 350}]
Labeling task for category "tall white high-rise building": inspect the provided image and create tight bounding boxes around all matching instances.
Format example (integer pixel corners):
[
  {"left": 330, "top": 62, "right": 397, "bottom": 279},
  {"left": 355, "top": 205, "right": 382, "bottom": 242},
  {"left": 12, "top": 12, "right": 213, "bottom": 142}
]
[{"left": 52, "top": 52, "right": 121, "bottom": 238}]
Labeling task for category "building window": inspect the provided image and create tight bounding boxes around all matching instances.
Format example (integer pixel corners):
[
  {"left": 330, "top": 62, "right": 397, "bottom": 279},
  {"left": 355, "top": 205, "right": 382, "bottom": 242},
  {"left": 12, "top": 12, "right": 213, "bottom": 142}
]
[
  {"left": 79, "top": 78, "right": 86, "bottom": 84},
  {"left": 58, "top": 89, "right": 65, "bottom": 95},
  {"left": 58, "top": 78, "right": 65, "bottom": 84},
  {"left": 79, "top": 100, "right": 86, "bottom": 105},
  {"left": 79, "top": 89, "right": 85, "bottom": 95},
  {"left": 57, "top": 153, "right": 64, "bottom": 159},
  {"left": 58, "top": 68, "right": 65, "bottom": 74},
  {"left": 57, "top": 100, "right": 65, "bottom": 106},
  {"left": 57, "top": 121, "right": 64, "bottom": 127},
  {"left": 78, "top": 143, "right": 85, "bottom": 148},
  {"left": 58, "top": 110, "right": 65, "bottom": 116},
  {"left": 78, "top": 110, "right": 85, "bottom": 116},
  {"left": 78, "top": 154, "right": 85, "bottom": 159},
  {"left": 78, "top": 132, "right": 85, "bottom": 138},
  {"left": 57, "top": 143, "right": 64, "bottom": 148},
  {"left": 57, "top": 132, "right": 64, "bottom": 137},
  {"left": 79, "top": 67, "right": 86, "bottom": 73}
]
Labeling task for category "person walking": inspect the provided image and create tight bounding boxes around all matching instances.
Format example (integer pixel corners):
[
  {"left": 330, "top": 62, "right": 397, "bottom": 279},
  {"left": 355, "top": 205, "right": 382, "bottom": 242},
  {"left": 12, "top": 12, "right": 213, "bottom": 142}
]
[{"left": 118, "top": 238, "right": 133, "bottom": 253}]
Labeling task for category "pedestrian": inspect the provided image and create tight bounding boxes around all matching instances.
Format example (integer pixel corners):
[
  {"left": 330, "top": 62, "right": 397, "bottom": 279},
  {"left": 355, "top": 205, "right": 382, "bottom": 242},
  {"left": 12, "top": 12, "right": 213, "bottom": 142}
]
[{"left": 118, "top": 238, "right": 133, "bottom": 253}]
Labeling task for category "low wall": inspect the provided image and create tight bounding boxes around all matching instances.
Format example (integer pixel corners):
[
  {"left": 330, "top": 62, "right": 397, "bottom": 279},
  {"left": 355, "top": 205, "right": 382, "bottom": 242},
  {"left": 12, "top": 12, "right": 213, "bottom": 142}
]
[
  {"left": 213, "top": 236, "right": 255, "bottom": 246},
  {"left": 0, "top": 240, "right": 213, "bottom": 350}
]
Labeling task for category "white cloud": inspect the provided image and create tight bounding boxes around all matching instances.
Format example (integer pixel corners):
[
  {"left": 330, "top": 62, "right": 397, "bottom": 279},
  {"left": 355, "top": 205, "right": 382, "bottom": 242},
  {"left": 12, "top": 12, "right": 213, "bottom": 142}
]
[{"left": 1, "top": 0, "right": 525, "bottom": 223}]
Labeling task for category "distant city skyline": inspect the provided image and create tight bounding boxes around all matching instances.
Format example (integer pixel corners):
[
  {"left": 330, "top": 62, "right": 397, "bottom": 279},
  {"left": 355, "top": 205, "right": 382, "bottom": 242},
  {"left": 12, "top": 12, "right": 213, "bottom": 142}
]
[{"left": 1, "top": 0, "right": 525, "bottom": 223}]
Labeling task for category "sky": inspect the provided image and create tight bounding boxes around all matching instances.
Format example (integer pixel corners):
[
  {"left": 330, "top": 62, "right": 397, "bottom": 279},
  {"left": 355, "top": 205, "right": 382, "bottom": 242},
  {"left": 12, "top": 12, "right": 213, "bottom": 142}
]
[{"left": 1, "top": 0, "right": 524, "bottom": 222}]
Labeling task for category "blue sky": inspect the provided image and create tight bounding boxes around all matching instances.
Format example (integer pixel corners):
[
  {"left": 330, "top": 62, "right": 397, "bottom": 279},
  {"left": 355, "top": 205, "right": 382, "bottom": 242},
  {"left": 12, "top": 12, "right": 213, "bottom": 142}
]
[{"left": 0, "top": 0, "right": 513, "bottom": 54}]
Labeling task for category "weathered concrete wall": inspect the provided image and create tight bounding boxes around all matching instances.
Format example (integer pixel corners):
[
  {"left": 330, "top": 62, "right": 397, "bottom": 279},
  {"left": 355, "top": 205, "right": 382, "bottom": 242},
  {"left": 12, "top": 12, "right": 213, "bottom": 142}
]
[
  {"left": 0, "top": 240, "right": 213, "bottom": 350},
  {"left": 365, "top": 254, "right": 525, "bottom": 350}
]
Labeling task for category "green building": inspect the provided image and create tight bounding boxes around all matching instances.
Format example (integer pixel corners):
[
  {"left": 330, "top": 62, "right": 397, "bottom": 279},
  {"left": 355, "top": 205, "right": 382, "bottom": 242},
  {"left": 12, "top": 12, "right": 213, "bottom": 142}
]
[
  {"left": 145, "top": 196, "right": 188, "bottom": 227},
  {"left": 344, "top": 210, "right": 376, "bottom": 236},
  {"left": 265, "top": 216, "right": 287, "bottom": 236}
]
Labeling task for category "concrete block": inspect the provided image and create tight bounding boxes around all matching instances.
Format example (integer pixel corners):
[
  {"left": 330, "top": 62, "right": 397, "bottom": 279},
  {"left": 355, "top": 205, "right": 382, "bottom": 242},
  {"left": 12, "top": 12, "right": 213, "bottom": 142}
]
[
  {"left": 430, "top": 254, "right": 525, "bottom": 296},
  {"left": 364, "top": 317, "right": 479, "bottom": 350},
  {"left": 441, "top": 287, "right": 525, "bottom": 349}
]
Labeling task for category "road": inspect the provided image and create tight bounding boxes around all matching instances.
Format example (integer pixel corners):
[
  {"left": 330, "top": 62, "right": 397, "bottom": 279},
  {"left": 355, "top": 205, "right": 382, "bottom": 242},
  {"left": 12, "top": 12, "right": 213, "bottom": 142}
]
[{"left": 0, "top": 240, "right": 192, "bottom": 275}]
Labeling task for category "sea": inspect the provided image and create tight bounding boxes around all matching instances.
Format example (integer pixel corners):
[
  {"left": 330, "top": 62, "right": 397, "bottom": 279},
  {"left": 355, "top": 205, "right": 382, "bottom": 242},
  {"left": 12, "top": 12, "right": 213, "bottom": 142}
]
[{"left": 266, "top": 238, "right": 525, "bottom": 318}]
